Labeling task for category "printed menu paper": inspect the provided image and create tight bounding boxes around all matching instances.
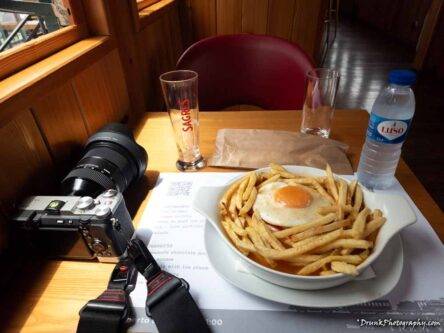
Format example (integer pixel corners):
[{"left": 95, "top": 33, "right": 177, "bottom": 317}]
[{"left": 129, "top": 172, "right": 444, "bottom": 332}]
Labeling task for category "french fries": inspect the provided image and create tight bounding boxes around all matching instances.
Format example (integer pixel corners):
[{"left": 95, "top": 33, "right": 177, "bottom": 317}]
[
  {"left": 331, "top": 261, "right": 359, "bottom": 276},
  {"left": 236, "top": 176, "right": 250, "bottom": 210},
  {"left": 298, "top": 254, "right": 362, "bottom": 275},
  {"left": 256, "top": 229, "right": 343, "bottom": 260},
  {"left": 351, "top": 207, "right": 370, "bottom": 239},
  {"left": 258, "top": 174, "right": 280, "bottom": 190},
  {"left": 290, "top": 217, "right": 352, "bottom": 242},
  {"left": 325, "top": 164, "right": 339, "bottom": 201},
  {"left": 312, "top": 238, "right": 373, "bottom": 253},
  {"left": 218, "top": 163, "right": 386, "bottom": 277},
  {"left": 273, "top": 213, "right": 337, "bottom": 238}
]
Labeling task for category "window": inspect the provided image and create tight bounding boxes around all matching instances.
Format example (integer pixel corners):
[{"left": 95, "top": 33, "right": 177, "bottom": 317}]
[
  {"left": 0, "top": 0, "right": 71, "bottom": 52},
  {"left": 0, "top": 0, "right": 87, "bottom": 79}
]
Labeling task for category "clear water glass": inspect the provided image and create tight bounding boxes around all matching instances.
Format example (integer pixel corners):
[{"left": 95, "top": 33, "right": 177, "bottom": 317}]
[
  {"left": 301, "top": 68, "right": 340, "bottom": 138},
  {"left": 160, "top": 70, "right": 205, "bottom": 171}
]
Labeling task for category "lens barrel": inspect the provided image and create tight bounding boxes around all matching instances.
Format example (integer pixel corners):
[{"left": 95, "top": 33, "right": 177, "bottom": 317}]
[{"left": 62, "top": 123, "right": 148, "bottom": 196}]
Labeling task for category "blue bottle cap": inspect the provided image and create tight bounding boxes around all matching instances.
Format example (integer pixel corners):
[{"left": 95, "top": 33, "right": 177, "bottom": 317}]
[{"left": 388, "top": 69, "right": 416, "bottom": 86}]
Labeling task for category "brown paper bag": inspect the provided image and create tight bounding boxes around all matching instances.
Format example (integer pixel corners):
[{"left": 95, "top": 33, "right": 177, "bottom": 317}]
[{"left": 208, "top": 129, "right": 353, "bottom": 175}]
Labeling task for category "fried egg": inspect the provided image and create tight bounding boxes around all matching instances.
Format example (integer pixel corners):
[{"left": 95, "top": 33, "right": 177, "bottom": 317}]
[{"left": 253, "top": 181, "right": 331, "bottom": 227}]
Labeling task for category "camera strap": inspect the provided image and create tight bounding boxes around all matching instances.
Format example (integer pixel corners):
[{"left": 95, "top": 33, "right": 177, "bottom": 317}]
[
  {"left": 127, "top": 238, "right": 210, "bottom": 333},
  {"left": 77, "top": 238, "right": 210, "bottom": 333},
  {"left": 76, "top": 259, "right": 138, "bottom": 333}
]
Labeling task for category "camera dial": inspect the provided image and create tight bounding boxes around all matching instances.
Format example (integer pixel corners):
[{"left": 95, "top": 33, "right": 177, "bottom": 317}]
[{"left": 77, "top": 196, "right": 95, "bottom": 210}]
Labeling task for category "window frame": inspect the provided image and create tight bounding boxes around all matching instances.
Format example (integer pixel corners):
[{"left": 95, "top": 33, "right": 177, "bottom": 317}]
[
  {"left": 136, "top": 0, "right": 161, "bottom": 11},
  {"left": 130, "top": 0, "right": 176, "bottom": 32},
  {"left": 0, "top": 0, "right": 88, "bottom": 80}
]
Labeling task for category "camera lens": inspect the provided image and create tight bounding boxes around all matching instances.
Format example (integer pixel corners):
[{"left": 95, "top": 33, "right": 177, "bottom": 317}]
[{"left": 62, "top": 123, "right": 148, "bottom": 196}]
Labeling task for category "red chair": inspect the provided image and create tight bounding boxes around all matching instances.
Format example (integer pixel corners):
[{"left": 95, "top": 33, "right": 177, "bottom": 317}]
[{"left": 177, "top": 34, "right": 314, "bottom": 110}]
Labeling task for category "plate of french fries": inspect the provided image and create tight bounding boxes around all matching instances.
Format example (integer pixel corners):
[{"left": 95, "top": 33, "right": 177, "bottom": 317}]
[{"left": 192, "top": 164, "right": 416, "bottom": 290}]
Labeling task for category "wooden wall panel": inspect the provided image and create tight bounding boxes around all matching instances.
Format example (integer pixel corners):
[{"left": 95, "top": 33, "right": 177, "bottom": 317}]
[
  {"left": 241, "top": 0, "right": 269, "bottom": 34},
  {"left": 291, "top": 0, "right": 325, "bottom": 58},
  {"left": 0, "top": 110, "right": 54, "bottom": 200},
  {"left": 179, "top": 0, "right": 326, "bottom": 61},
  {"left": 136, "top": 4, "right": 184, "bottom": 109},
  {"left": 216, "top": 0, "right": 242, "bottom": 35},
  {"left": 188, "top": 0, "right": 216, "bottom": 40},
  {"left": 169, "top": 7, "right": 185, "bottom": 60},
  {"left": 0, "top": 109, "right": 55, "bottom": 223},
  {"left": 0, "top": 109, "right": 54, "bottom": 251},
  {"left": 31, "top": 82, "right": 89, "bottom": 174},
  {"left": 267, "top": 0, "right": 296, "bottom": 39},
  {"left": 72, "top": 49, "right": 130, "bottom": 133}
]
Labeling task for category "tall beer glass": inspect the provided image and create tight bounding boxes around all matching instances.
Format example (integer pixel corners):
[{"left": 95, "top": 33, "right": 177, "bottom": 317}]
[{"left": 160, "top": 70, "right": 205, "bottom": 171}]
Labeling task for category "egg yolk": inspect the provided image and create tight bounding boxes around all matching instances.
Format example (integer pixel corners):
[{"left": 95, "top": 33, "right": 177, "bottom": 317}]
[{"left": 274, "top": 186, "right": 312, "bottom": 208}]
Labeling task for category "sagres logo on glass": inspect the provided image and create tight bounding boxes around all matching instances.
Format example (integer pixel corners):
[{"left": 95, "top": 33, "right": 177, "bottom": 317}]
[
  {"left": 160, "top": 70, "right": 205, "bottom": 171},
  {"left": 179, "top": 99, "right": 193, "bottom": 132}
]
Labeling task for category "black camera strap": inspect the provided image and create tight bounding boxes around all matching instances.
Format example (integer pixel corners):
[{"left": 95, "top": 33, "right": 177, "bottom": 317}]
[
  {"left": 127, "top": 238, "right": 210, "bottom": 333},
  {"left": 77, "top": 259, "right": 138, "bottom": 333},
  {"left": 77, "top": 238, "right": 210, "bottom": 333},
  {"left": 144, "top": 270, "right": 210, "bottom": 333}
]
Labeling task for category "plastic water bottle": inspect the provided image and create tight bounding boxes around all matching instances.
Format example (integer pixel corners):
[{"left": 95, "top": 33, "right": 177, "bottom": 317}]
[{"left": 357, "top": 70, "right": 416, "bottom": 189}]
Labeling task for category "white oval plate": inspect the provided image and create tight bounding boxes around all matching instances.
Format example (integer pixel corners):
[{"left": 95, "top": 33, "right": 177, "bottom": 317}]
[{"left": 204, "top": 222, "right": 404, "bottom": 308}]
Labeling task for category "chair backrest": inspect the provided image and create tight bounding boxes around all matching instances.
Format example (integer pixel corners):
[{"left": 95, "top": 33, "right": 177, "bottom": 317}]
[{"left": 177, "top": 34, "right": 314, "bottom": 110}]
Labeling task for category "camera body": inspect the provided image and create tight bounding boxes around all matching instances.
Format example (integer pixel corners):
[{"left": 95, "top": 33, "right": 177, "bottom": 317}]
[{"left": 13, "top": 189, "right": 134, "bottom": 262}]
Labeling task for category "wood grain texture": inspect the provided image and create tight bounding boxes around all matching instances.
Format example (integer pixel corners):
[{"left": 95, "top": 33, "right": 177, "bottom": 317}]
[
  {"left": 188, "top": 0, "right": 217, "bottom": 40},
  {"left": 216, "top": 0, "right": 242, "bottom": 35},
  {"left": 0, "top": 37, "right": 115, "bottom": 127},
  {"left": 72, "top": 49, "right": 130, "bottom": 133},
  {"left": 31, "top": 82, "right": 89, "bottom": 171},
  {"left": 0, "top": 109, "right": 53, "bottom": 252},
  {"left": 0, "top": 109, "right": 54, "bottom": 220},
  {"left": 2, "top": 109, "right": 441, "bottom": 332},
  {"left": 267, "top": 0, "right": 296, "bottom": 39},
  {"left": 136, "top": 4, "right": 183, "bottom": 109},
  {"left": 139, "top": 0, "right": 177, "bottom": 28},
  {"left": 241, "top": 0, "right": 269, "bottom": 34},
  {"left": 106, "top": 0, "right": 148, "bottom": 116},
  {"left": 179, "top": 0, "right": 325, "bottom": 59},
  {"left": 137, "top": 0, "right": 162, "bottom": 10},
  {"left": 0, "top": 25, "right": 87, "bottom": 80},
  {"left": 291, "top": 0, "right": 325, "bottom": 58},
  {"left": 81, "top": 0, "right": 112, "bottom": 35}
]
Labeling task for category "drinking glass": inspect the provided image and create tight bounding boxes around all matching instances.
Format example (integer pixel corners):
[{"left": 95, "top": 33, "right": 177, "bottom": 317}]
[
  {"left": 160, "top": 70, "right": 205, "bottom": 171},
  {"left": 300, "top": 68, "right": 340, "bottom": 138}
]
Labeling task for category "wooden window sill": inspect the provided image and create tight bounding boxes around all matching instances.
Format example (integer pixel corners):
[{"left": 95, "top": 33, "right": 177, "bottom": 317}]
[
  {"left": 0, "top": 25, "right": 87, "bottom": 80},
  {"left": 0, "top": 36, "right": 114, "bottom": 126},
  {"left": 137, "top": 0, "right": 161, "bottom": 11},
  {"left": 135, "top": 0, "right": 177, "bottom": 31}
]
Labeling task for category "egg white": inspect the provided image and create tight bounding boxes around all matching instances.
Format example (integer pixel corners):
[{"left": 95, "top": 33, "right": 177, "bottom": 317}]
[{"left": 253, "top": 181, "right": 331, "bottom": 227}]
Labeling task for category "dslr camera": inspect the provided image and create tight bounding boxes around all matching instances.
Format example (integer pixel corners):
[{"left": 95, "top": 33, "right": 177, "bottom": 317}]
[{"left": 13, "top": 124, "right": 148, "bottom": 262}]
